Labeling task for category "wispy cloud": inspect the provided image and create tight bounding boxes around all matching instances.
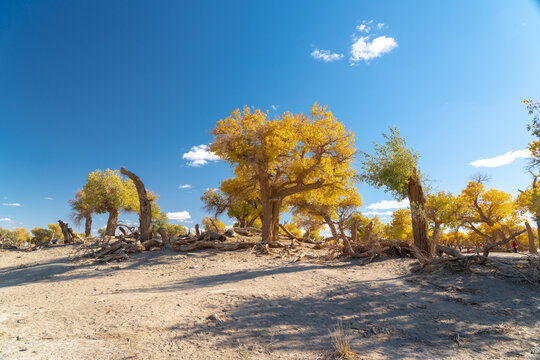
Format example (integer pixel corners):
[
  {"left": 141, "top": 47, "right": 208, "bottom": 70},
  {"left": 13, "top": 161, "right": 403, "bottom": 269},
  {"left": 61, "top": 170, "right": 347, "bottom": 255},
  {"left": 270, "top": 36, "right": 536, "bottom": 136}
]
[
  {"left": 364, "top": 211, "right": 393, "bottom": 217},
  {"left": 44, "top": 197, "right": 53, "bottom": 200},
  {"left": 350, "top": 35, "right": 397, "bottom": 64},
  {"left": 0, "top": 217, "right": 11, "bottom": 222},
  {"left": 470, "top": 149, "right": 531, "bottom": 168},
  {"left": 178, "top": 184, "right": 192, "bottom": 189},
  {"left": 166, "top": 211, "right": 191, "bottom": 222},
  {"left": 2, "top": 203, "right": 20, "bottom": 207},
  {"left": 376, "top": 23, "right": 385, "bottom": 30},
  {"left": 182, "top": 145, "right": 220, "bottom": 167},
  {"left": 311, "top": 49, "right": 344, "bottom": 63},
  {"left": 356, "top": 20, "right": 374, "bottom": 33},
  {"left": 365, "top": 199, "right": 409, "bottom": 210},
  {"left": 271, "top": 104, "right": 279, "bottom": 111}
]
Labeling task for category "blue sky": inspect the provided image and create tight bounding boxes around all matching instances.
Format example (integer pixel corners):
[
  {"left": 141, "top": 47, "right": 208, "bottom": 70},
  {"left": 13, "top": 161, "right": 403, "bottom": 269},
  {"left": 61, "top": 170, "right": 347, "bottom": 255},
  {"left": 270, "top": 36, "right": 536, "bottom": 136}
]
[{"left": 1, "top": 0, "right": 539, "bottom": 232}]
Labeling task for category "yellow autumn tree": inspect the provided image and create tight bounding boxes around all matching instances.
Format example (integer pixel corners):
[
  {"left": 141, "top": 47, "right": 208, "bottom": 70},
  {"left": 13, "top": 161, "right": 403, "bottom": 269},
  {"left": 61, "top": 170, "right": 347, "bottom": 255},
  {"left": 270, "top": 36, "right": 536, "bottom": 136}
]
[
  {"left": 425, "top": 191, "right": 463, "bottom": 252},
  {"left": 288, "top": 185, "right": 362, "bottom": 242},
  {"left": 211, "top": 103, "right": 356, "bottom": 245},
  {"left": 384, "top": 209, "right": 413, "bottom": 241},
  {"left": 458, "top": 179, "right": 523, "bottom": 254}
]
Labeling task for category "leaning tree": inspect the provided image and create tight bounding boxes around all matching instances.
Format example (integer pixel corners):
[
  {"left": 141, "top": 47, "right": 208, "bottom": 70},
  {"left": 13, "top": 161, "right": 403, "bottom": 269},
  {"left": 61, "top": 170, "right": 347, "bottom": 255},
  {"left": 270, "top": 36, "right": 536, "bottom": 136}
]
[{"left": 361, "top": 127, "right": 432, "bottom": 257}]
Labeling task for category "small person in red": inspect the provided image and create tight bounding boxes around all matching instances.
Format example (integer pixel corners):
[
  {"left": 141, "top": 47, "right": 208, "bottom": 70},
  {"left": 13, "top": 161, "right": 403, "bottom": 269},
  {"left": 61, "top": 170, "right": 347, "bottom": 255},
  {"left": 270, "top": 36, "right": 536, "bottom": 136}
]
[{"left": 512, "top": 239, "right": 518, "bottom": 253}]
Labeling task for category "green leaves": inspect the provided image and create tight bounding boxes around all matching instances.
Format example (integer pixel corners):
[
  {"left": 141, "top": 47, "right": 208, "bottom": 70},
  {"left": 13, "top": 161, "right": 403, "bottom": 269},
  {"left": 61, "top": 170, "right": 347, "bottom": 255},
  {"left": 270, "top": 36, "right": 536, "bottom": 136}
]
[
  {"left": 82, "top": 169, "right": 139, "bottom": 215},
  {"left": 360, "top": 127, "right": 419, "bottom": 200}
]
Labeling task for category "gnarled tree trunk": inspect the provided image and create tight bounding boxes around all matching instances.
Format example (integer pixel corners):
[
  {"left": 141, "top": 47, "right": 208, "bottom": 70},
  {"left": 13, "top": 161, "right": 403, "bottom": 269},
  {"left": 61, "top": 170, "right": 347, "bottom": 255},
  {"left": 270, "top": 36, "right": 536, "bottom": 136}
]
[
  {"left": 84, "top": 214, "right": 92, "bottom": 238},
  {"left": 58, "top": 220, "right": 81, "bottom": 244},
  {"left": 430, "top": 223, "right": 442, "bottom": 257},
  {"left": 105, "top": 209, "right": 119, "bottom": 236},
  {"left": 525, "top": 221, "right": 538, "bottom": 254},
  {"left": 407, "top": 168, "right": 431, "bottom": 258},
  {"left": 121, "top": 167, "right": 152, "bottom": 242}
]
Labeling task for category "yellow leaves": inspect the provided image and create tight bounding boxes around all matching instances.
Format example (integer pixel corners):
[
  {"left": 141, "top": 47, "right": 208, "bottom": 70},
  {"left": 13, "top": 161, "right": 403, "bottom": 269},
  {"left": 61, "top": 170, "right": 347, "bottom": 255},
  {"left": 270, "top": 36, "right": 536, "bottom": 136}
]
[{"left": 211, "top": 103, "right": 356, "bottom": 194}]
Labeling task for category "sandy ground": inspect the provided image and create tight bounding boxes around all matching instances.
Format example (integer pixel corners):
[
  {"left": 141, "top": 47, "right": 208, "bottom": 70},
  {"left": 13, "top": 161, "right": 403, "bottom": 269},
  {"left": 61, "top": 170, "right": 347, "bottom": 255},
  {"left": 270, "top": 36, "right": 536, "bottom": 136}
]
[{"left": 0, "top": 245, "right": 539, "bottom": 360}]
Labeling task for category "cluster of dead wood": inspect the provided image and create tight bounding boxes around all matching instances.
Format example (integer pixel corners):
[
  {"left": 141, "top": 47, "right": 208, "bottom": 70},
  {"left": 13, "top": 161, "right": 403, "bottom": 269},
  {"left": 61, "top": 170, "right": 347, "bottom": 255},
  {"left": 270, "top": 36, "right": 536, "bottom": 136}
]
[{"left": 70, "top": 225, "right": 262, "bottom": 262}]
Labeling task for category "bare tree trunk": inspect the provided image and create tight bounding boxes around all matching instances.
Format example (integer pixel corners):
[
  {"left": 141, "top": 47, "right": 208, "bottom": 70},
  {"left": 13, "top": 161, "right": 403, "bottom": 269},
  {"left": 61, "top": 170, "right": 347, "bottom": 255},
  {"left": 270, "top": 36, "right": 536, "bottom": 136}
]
[
  {"left": 58, "top": 220, "right": 81, "bottom": 244},
  {"left": 362, "top": 221, "right": 374, "bottom": 243},
  {"left": 195, "top": 224, "right": 200, "bottom": 236},
  {"left": 105, "top": 209, "right": 119, "bottom": 236},
  {"left": 407, "top": 168, "right": 431, "bottom": 258},
  {"left": 260, "top": 178, "right": 282, "bottom": 245},
  {"left": 157, "top": 227, "right": 171, "bottom": 249},
  {"left": 351, "top": 219, "right": 358, "bottom": 243},
  {"left": 525, "top": 221, "right": 538, "bottom": 254},
  {"left": 430, "top": 223, "right": 441, "bottom": 256},
  {"left": 121, "top": 167, "right": 152, "bottom": 242},
  {"left": 84, "top": 214, "right": 92, "bottom": 238},
  {"left": 321, "top": 213, "right": 339, "bottom": 241},
  {"left": 58, "top": 220, "right": 73, "bottom": 244}
]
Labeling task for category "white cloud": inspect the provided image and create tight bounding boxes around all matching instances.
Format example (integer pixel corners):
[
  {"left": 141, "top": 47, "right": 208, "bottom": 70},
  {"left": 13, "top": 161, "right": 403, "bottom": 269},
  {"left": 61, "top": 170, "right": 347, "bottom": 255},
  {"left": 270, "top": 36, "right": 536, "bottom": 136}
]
[
  {"left": 364, "top": 211, "right": 393, "bottom": 217},
  {"left": 119, "top": 219, "right": 138, "bottom": 226},
  {"left": 178, "top": 184, "right": 192, "bottom": 189},
  {"left": 0, "top": 217, "right": 11, "bottom": 222},
  {"left": 271, "top": 104, "right": 279, "bottom": 111},
  {"left": 311, "top": 49, "right": 344, "bottom": 62},
  {"left": 44, "top": 197, "right": 53, "bottom": 200},
  {"left": 2, "top": 203, "right": 20, "bottom": 207},
  {"left": 365, "top": 199, "right": 409, "bottom": 210},
  {"left": 182, "top": 145, "right": 220, "bottom": 167},
  {"left": 356, "top": 20, "right": 373, "bottom": 33},
  {"left": 377, "top": 23, "right": 384, "bottom": 30},
  {"left": 166, "top": 211, "right": 191, "bottom": 222},
  {"left": 470, "top": 149, "right": 531, "bottom": 168},
  {"left": 350, "top": 35, "right": 398, "bottom": 64}
]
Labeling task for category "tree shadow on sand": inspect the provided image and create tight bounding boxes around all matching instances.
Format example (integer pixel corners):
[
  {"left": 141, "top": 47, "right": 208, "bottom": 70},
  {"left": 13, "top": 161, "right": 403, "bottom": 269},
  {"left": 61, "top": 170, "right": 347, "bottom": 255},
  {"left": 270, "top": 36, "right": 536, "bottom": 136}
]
[{"left": 166, "top": 264, "right": 540, "bottom": 359}]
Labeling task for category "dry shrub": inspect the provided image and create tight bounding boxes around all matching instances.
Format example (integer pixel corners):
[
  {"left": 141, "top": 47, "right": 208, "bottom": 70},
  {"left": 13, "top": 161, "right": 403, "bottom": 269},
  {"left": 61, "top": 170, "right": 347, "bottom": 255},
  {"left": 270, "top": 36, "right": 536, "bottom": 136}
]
[{"left": 328, "top": 320, "right": 357, "bottom": 360}]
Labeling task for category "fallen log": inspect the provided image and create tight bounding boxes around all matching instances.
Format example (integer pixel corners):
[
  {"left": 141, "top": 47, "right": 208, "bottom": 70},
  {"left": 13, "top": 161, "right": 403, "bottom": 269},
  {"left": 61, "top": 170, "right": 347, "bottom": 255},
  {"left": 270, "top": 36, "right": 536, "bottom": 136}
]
[
  {"left": 174, "top": 240, "right": 257, "bottom": 252},
  {"left": 96, "top": 241, "right": 123, "bottom": 258},
  {"left": 142, "top": 239, "right": 161, "bottom": 251}
]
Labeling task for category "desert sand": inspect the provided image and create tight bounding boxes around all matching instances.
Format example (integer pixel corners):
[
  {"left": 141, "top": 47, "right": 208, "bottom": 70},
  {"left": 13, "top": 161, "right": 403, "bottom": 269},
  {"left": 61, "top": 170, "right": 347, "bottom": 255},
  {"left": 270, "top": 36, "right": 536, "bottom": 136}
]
[{"left": 1, "top": 245, "right": 539, "bottom": 360}]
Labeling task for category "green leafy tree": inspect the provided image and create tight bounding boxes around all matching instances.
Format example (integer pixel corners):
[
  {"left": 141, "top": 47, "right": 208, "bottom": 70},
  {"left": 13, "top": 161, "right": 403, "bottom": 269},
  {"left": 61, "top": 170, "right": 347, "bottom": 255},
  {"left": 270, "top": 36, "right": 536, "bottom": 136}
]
[
  {"left": 523, "top": 98, "right": 540, "bottom": 168},
  {"left": 152, "top": 211, "right": 187, "bottom": 237},
  {"left": 361, "top": 127, "right": 431, "bottom": 257},
  {"left": 82, "top": 169, "right": 139, "bottom": 236},
  {"left": 31, "top": 227, "right": 53, "bottom": 243}
]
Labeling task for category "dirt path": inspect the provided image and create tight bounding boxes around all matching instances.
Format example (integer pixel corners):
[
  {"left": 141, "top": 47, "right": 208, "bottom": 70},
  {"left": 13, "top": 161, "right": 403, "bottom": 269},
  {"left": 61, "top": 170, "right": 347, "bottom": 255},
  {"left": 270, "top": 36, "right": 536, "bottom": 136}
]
[{"left": 1, "top": 246, "right": 539, "bottom": 359}]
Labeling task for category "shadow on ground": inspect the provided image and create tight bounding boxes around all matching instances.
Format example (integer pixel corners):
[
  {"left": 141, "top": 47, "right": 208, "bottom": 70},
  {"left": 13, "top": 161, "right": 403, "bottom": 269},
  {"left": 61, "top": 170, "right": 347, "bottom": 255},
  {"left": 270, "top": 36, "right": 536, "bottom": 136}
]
[{"left": 166, "top": 265, "right": 540, "bottom": 359}]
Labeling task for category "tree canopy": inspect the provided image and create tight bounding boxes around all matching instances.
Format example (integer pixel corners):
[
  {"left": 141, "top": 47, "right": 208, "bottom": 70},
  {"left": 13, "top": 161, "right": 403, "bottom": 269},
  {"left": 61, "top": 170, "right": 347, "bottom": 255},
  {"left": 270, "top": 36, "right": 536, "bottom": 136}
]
[{"left": 211, "top": 103, "right": 356, "bottom": 244}]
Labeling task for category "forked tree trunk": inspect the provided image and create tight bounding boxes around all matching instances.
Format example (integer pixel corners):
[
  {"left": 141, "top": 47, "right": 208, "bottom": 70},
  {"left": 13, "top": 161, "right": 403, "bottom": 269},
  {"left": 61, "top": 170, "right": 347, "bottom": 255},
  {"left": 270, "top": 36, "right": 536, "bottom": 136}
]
[
  {"left": 84, "top": 214, "right": 92, "bottom": 238},
  {"left": 525, "top": 221, "right": 538, "bottom": 254},
  {"left": 105, "top": 209, "right": 119, "bottom": 236},
  {"left": 407, "top": 168, "right": 431, "bottom": 258},
  {"left": 121, "top": 167, "right": 152, "bottom": 242}
]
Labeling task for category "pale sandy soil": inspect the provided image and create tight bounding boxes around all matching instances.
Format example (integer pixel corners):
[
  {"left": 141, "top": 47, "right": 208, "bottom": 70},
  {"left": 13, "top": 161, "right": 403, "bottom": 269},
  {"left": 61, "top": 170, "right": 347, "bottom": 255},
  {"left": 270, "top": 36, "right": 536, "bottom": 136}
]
[{"left": 0, "top": 245, "right": 539, "bottom": 360}]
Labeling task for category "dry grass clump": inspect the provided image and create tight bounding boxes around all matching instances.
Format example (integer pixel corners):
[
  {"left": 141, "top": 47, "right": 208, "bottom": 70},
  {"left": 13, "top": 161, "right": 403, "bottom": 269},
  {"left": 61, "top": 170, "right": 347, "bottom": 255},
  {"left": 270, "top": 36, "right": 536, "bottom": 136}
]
[{"left": 327, "top": 321, "right": 358, "bottom": 360}]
